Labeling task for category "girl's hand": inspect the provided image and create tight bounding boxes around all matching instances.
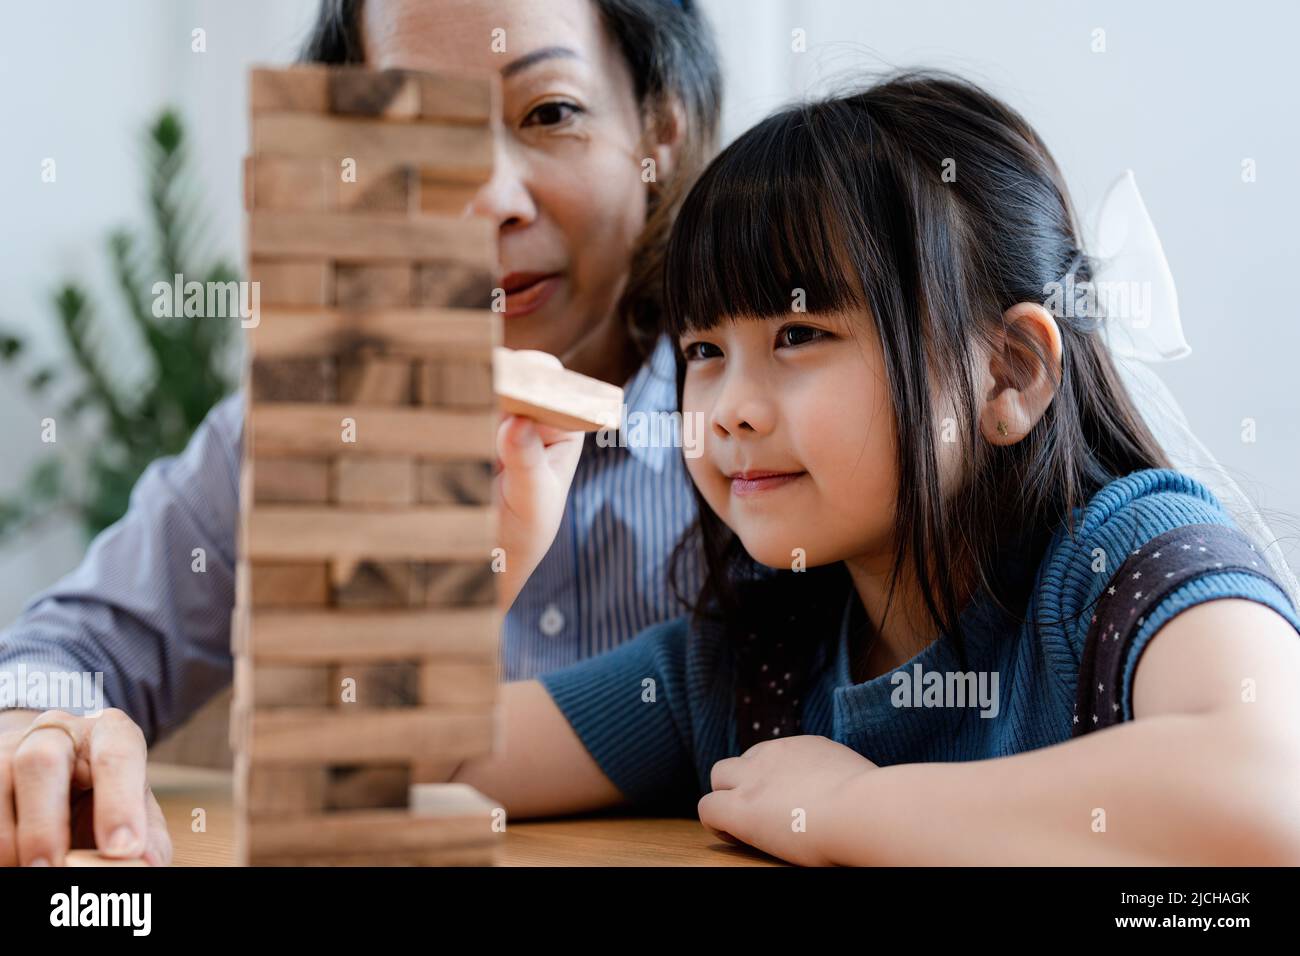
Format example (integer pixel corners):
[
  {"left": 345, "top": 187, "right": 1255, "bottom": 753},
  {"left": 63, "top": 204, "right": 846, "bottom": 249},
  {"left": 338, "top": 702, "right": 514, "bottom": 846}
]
[
  {"left": 493, "top": 356, "right": 586, "bottom": 610},
  {"left": 698, "top": 735, "right": 877, "bottom": 866}
]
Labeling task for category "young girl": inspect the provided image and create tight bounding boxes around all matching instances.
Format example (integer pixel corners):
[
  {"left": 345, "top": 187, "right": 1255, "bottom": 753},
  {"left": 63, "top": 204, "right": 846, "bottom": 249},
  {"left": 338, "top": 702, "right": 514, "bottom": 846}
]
[{"left": 481, "top": 71, "right": 1300, "bottom": 865}]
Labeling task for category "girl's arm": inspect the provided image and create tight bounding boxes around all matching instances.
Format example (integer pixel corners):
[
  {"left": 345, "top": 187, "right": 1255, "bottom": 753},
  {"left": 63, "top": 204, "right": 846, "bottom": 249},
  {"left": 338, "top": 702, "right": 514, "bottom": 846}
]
[
  {"left": 450, "top": 679, "right": 627, "bottom": 819},
  {"left": 825, "top": 598, "right": 1300, "bottom": 865},
  {"left": 457, "top": 402, "right": 635, "bottom": 818}
]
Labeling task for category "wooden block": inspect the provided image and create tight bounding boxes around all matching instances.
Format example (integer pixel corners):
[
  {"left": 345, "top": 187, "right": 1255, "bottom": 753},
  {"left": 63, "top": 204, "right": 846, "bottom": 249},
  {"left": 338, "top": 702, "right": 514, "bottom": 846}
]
[
  {"left": 409, "top": 782, "right": 498, "bottom": 816},
  {"left": 335, "top": 661, "right": 419, "bottom": 707},
  {"left": 252, "top": 457, "right": 331, "bottom": 504},
  {"left": 410, "top": 758, "right": 465, "bottom": 785},
  {"left": 414, "top": 263, "right": 496, "bottom": 308},
  {"left": 250, "top": 404, "right": 496, "bottom": 459},
  {"left": 332, "top": 457, "right": 415, "bottom": 507},
  {"left": 63, "top": 850, "right": 147, "bottom": 867},
  {"left": 337, "top": 356, "right": 413, "bottom": 405},
  {"left": 241, "top": 802, "right": 497, "bottom": 857},
  {"left": 249, "top": 259, "right": 334, "bottom": 307},
  {"left": 416, "top": 460, "right": 493, "bottom": 506},
  {"left": 329, "top": 557, "right": 363, "bottom": 589},
  {"left": 248, "top": 307, "right": 498, "bottom": 360},
  {"left": 418, "top": 661, "right": 497, "bottom": 707},
  {"left": 245, "top": 607, "right": 500, "bottom": 664},
  {"left": 250, "top": 210, "right": 495, "bottom": 265},
  {"left": 337, "top": 165, "right": 416, "bottom": 213},
  {"left": 253, "top": 64, "right": 495, "bottom": 125},
  {"left": 252, "top": 115, "right": 493, "bottom": 183},
  {"left": 248, "top": 561, "right": 330, "bottom": 608},
  {"left": 247, "top": 709, "right": 495, "bottom": 763},
  {"left": 250, "top": 66, "right": 329, "bottom": 114},
  {"left": 251, "top": 356, "right": 336, "bottom": 402},
  {"left": 416, "top": 359, "right": 494, "bottom": 408},
  {"left": 238, "top": 456, "right": 252, "bottom": 556},
  {"left": 410, "top": 71, "right": 498, "bottom": 125},
  {"left": 326, "top": 765, "right": 410, "bottom": 810},
  {"left": 271, "top": 666, "right": 332, "bottom": 707},
  {"left": 244, "top": 843, "right": 497, "bottom": 867},
  {"left": 238, "top": 658, "right": 332, "bottom": 707},
  {"left": 420, "top": 562, "right": 496, "bottom": 607},
  {"left": 419, "top": 175, "right": 481, "bottom": 216},
  {"left": 230, "top": 695, "right": 249, "bottom": 754},
  {"left": 332, "top": 559, "right": 420, "bottom": 606},
  {"left": 246, "top": 506, "right": 493, "bottom": 561},
  {"left": 231, "top": 601, "right": 251, "bottom": 657},
  {"left": 246, "top": 155, "right": 331, "bottom": 211},
  {"left": 493, "top": 347, "right": 623, "bottom": 431},
  {"left": 236, "top": 753, "right": 329, "bottom": 818},
  {"left": 329, "top": 69, "right": 419, "bottom": 118},
  {"left": 334, "top": 263, "right": 413, "bottom": 309}
]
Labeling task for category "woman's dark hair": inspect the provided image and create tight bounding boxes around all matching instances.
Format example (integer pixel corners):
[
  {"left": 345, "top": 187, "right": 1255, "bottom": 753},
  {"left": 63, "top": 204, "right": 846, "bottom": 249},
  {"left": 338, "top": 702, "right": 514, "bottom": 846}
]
[
  {"left": 664, "top": 70, "right": 1170, "bottom": 687},
  {"left": 300, "top": 0, "right": 722, "bottom": 364}
]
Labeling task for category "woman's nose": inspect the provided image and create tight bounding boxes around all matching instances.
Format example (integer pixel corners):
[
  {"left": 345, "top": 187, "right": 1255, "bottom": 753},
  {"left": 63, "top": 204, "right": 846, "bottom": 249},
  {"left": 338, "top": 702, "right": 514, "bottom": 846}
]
[{"left": 468, "top": 138, "right": 537, "bottom": 231}]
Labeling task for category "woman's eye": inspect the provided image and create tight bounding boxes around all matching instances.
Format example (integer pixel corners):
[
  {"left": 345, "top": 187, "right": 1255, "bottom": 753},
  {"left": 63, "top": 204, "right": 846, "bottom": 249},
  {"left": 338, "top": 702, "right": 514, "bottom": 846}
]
[
  {"left": 521, "top": 101, "right": 583, "bottom": 128},
  {"left": 776, "top": 325, "right": 828, "bottom": 348},
  {"left": 682, "top": 341, "right": 722, "bottom": 361}
]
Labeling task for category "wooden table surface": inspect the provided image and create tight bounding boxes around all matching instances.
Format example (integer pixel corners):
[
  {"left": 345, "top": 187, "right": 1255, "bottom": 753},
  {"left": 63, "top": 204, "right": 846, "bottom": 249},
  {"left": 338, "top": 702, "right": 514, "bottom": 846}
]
[{"left": 147, "top": 763, "right": 784, "bottom": 867}]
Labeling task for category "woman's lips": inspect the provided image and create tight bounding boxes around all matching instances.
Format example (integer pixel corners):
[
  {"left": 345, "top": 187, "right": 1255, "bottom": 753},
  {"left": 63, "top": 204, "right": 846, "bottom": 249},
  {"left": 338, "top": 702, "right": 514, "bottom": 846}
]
[
  {"left": 501, "top": 273, "right": 562, "bottom": 317},
  {"left": 729, "top": 471, "right": 806, "bottom": 497}
]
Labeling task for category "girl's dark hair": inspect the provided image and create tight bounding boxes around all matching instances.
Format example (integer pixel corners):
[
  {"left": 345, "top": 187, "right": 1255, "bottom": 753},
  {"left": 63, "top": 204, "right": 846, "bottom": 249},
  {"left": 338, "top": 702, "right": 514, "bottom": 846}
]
[
  {"left": 301, "top": 0, "right": 722, "bottom": 365},
  {"left": 664, "top": 70, "right": 1170, "bottom": 691}
]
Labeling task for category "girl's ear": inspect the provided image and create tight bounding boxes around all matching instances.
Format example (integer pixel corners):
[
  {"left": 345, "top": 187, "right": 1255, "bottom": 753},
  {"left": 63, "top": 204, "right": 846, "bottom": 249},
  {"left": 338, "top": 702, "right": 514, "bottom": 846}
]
[{"left": 977, "top": 302, "right": 1064, "bottom": 446}]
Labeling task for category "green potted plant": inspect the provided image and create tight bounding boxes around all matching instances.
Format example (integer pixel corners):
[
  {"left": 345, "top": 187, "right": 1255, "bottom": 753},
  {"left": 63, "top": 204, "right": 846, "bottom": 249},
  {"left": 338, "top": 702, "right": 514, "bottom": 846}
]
[{"left": 0, "top": 109, "right": 240, "bottom": 543}]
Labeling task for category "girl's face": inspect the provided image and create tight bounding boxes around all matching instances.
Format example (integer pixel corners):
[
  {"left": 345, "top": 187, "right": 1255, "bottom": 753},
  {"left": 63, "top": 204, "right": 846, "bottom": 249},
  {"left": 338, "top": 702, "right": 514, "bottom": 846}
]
[
  {"left": 364, "top": 0, "right": 651, "bottom": 365},
  {"left": 680, "top": 312, "right": 903, "bottom": 573}
]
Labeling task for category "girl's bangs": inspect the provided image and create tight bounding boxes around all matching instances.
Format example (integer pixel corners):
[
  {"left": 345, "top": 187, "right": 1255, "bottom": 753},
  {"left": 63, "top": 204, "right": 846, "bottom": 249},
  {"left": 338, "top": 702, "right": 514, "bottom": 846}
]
[{"left": 663, "top": 106, "right": 868, "bottom": 337}]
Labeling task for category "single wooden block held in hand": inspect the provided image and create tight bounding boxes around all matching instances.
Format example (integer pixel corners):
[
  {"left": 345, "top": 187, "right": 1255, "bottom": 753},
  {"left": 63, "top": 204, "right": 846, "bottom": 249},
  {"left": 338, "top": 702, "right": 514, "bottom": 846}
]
[
  {"left": 493, "top": 347, "right": 623, "bottom": 432},
  {"left": 64, "top": 850, "right": 148, "bottom": 867}
]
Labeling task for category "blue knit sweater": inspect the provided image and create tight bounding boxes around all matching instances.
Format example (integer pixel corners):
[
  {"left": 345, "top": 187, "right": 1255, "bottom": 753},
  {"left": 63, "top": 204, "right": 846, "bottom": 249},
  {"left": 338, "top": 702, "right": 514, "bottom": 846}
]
[{"left": 538, "top": 469, "right": 1300, "bottom": 814}]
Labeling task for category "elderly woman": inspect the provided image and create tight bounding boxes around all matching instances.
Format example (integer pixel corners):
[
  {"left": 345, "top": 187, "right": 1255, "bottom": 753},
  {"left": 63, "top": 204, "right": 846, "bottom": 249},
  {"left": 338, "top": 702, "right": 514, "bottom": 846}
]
[{"left": 0, "top": 0, "right": 720, "bottom": 866}]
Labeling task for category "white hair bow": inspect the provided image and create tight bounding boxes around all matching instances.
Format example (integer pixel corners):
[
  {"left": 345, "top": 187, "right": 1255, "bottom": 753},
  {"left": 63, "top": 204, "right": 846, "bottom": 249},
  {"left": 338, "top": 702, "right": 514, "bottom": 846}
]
[
  {"left": 1080, "top": 170, "right": 1299, "bottom": 603},
  {"left": 1085, "top": 169, "right": 1191, "bottom": 362}
]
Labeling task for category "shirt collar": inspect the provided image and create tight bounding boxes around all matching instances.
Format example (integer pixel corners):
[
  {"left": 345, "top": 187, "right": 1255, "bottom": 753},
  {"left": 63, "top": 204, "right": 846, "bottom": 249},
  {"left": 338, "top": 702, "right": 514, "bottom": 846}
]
[{"left": 608, "top": 333, "right": 680, "bottom": 473}]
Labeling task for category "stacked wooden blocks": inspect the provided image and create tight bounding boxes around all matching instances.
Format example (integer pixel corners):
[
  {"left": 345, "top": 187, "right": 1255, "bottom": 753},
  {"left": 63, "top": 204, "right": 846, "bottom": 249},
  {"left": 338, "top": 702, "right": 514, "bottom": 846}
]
[{"left": 233, "top": 64, "right": 504, "bottom": 866}]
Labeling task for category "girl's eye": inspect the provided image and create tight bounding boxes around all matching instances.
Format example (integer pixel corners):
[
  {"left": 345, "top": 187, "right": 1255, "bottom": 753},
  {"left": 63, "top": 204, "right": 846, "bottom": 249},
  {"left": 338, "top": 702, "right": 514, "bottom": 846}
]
[
  {"left": 776, "top": 325, "right": 829, "bottom": 348},
  {"left": 682, "top": 341, "right": 722, "bottom": 361},
  {"left": 521, "top": 101, "right": 583, "bottom": 128}
]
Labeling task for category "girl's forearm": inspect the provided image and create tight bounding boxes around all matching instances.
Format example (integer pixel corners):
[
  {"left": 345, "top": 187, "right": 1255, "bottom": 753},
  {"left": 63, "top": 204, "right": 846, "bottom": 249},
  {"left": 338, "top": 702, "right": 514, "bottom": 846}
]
[{"left": 825, "top": 711, "right": 1300, "bottom": 865}]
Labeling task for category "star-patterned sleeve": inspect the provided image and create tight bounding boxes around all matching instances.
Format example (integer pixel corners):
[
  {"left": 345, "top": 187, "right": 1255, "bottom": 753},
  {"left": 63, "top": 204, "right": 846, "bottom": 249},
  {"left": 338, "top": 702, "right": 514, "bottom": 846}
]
[
  {"left": 1035, "top": 468, "right": 1300, "bottom": 733},
  {"left": 536, "top": 615, "right": 702, "bottom": 815}
]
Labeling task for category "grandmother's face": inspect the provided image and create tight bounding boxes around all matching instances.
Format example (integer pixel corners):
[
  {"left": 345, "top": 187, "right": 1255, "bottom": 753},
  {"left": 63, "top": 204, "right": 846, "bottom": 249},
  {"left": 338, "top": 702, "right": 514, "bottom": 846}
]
[{"left": 363, "top": 0, "right": 652, "bottom": 369}]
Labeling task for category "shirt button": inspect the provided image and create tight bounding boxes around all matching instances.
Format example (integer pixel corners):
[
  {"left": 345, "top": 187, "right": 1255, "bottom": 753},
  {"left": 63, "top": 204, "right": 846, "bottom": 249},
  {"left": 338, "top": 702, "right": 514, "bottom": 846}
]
[{"left": 539, "top": 604, "right": 565, "bottom": 637}]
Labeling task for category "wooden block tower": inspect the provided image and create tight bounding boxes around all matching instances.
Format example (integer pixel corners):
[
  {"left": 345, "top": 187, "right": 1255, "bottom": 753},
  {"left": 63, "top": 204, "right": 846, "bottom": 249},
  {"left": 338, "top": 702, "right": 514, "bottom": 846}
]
[{"left": 232, "top": 64, "right": 505, "bottom": 866}]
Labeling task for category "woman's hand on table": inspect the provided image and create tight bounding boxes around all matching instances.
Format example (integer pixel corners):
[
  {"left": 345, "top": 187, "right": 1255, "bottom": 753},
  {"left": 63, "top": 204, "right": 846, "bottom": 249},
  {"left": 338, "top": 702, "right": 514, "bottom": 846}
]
[{"left": 0, "top": 707, "right": 173, "bottom": 867}]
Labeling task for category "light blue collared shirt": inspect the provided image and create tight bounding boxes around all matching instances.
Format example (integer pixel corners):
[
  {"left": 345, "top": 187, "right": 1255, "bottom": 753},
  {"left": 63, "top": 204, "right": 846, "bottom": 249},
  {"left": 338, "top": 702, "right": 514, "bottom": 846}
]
[{"left": 0, "top": 335, "right": 700, "bottom": 742}]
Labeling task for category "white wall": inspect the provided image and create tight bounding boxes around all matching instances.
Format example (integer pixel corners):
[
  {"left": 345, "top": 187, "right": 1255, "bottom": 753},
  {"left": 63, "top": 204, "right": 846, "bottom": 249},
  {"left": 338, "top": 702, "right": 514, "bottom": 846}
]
[{"left": 1, "top": 0, "right": 1296, "bottom": 622}]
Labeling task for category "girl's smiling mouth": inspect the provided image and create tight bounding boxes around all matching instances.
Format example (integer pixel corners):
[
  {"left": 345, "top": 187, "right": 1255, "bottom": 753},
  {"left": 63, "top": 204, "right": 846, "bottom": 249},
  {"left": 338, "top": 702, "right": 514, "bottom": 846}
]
[{"left": 728, "top": 470, "right": 807, "bottom": 497}]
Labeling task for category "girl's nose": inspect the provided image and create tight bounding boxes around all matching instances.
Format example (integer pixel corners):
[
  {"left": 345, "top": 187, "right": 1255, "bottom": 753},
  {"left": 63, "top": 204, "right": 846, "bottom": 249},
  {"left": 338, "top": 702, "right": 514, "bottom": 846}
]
[
  {"left": 468, "top": 138, "right": 537, "bottom": 232},
  {"left": 710, "top": 375, "right": 776, "bottom": 438}
]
